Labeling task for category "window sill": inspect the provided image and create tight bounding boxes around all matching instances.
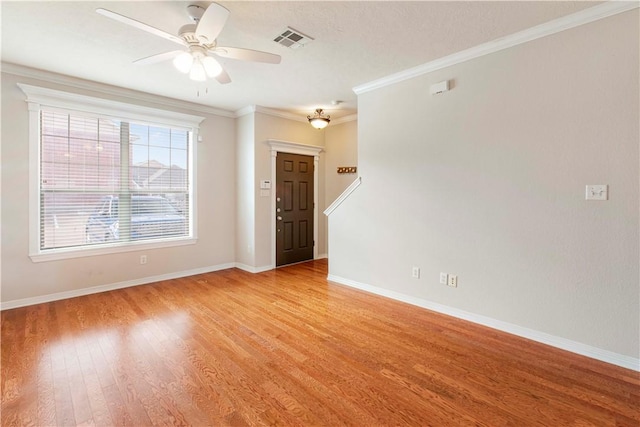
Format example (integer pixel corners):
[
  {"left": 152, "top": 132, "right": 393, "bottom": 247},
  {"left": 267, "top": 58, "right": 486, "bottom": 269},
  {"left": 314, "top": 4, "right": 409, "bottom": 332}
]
[{"left": 29, "top": 237, "right": 197, "bottom": 263}]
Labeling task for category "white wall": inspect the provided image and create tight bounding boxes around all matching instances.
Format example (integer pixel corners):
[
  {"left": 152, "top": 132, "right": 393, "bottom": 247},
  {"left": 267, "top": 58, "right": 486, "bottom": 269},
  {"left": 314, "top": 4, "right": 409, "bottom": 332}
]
[
  {"left": 325, "top": 120, "right": 358, "bottom": 205},
  {"left": 329, "top": 10, "right": 639, "bottom": 362},
  {"left": 324, "top": 120, "right": 358, "bottom": 258},
  {"left": 235, "top": 113, "right": 256, "bottom": 267},
  {"left": 1, "top": 72, "right": 237, "bottom": 303}
]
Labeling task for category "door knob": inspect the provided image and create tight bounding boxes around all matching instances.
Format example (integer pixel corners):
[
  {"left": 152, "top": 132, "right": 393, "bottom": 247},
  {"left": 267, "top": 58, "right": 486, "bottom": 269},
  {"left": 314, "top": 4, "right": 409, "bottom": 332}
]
[{"left": 277, "top": 216, "right": 283, "bottom": 221}]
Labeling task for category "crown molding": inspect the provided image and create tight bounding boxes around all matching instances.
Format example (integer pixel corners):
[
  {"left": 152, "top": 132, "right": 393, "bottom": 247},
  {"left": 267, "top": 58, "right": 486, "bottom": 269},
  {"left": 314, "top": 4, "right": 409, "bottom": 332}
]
[
  {"left": 331, "top": 114, "right": 358, "bottom": 125},
  {"left": 354, "top": 1, "right": 639, "bottom": 95},
  {"left": 1, "top": 62, "right": 236, "bottom": 118},
  {"left": 255, "top": 105, "right": 308, "bottom": 123},
  {"left": 235, "top": 105, "right": 358, "bottom": 125},
  {"left": 234, "top": 105, "right": 305, "bottom": 122},
  {"left": 234, "top": 105, "right": 257, "bottom": 118}
]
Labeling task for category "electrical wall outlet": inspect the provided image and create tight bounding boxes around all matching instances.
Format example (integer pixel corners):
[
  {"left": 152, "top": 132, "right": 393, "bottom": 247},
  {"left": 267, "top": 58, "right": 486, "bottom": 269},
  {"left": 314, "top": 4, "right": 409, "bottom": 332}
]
[
  {"left": 440, "top": 272, "right": 448, "bottom": 285},
  {"left": 140, "top": 255, "right": 147, "bottom": 265},
  {"left": 447, "top": 274, "right": 458, "bottom": 288},
  {"left": 585, "top": 185, "right": 608, "bottom": 201},
  {"left": 412, "top": 267, "right": 420, "bottom": 279}
]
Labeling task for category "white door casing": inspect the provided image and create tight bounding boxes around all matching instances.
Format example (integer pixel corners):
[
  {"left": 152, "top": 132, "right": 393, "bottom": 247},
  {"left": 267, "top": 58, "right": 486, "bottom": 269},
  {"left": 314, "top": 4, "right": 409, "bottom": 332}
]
[{"left": 268, "top": 139, "right": 323, "bottom": 268}]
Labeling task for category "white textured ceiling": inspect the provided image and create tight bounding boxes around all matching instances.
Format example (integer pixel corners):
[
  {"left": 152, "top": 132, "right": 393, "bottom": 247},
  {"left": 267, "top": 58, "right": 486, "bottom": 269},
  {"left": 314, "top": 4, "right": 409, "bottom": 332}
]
[{"left": 1, "top": 1, "right": 598, "bottom": 119}]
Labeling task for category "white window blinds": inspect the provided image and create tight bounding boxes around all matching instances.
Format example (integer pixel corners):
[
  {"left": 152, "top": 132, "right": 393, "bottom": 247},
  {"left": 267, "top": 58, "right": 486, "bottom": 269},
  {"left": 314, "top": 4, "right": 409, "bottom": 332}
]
[{"left": 40, "top": 109, "right": 191, "bottom": 251}]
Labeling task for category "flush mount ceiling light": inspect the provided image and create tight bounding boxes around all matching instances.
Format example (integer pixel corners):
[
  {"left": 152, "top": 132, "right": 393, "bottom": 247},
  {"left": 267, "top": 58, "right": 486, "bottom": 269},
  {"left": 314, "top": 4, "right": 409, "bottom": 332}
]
[{"left": 308, "top": 108, "right": 330, "bottom": 129}]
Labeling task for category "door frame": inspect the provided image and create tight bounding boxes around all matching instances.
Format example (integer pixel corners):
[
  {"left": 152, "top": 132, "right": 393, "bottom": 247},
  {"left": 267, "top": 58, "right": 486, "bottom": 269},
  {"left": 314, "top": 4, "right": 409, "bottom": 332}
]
[{"left": 268, "top": 139, "right": 323, "bottom": 268}]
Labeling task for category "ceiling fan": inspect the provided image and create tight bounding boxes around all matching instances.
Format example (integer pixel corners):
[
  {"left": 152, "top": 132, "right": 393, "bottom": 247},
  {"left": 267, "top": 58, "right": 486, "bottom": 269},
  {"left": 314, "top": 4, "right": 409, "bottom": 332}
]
[{"left": 96, "top": 2, "right": 281, "bottom": 84}]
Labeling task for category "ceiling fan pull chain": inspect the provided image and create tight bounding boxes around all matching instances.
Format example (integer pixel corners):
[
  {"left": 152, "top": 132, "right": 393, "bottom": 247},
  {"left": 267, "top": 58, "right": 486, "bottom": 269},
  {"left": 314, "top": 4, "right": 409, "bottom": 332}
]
[{"left": 196, "top": 86, "right": 210, "bottom": 97}]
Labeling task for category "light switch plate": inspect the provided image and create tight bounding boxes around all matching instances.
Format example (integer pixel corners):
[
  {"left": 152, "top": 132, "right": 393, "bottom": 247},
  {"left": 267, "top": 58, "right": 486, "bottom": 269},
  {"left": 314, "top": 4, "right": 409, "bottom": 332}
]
[{"left": 586, "top": 185, "right": 608, "bottom": 201}]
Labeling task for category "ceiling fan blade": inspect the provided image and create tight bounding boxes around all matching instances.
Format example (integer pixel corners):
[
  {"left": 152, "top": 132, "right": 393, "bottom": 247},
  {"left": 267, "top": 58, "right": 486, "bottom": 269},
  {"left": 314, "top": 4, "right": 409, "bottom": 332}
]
[
  {"left": 134, "top": 50, "right": 183, "bottom": 65},
  {"left": 213, "top": 47, "right": 281, "bottom": 64},
  {"left": 96, "top": 8, "right": 186, "bottom": 47},
  {"left": 195, "top": 3, "right": 230, "bottom": 44},
  {"left": 215, "top": 68, "right": 232, "bottom": 85}
]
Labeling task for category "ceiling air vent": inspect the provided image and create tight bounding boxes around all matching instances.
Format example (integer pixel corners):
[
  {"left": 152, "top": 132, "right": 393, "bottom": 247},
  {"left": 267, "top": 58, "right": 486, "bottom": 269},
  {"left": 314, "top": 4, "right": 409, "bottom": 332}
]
[{"left": 273, "top": 27, "right": 313, "bottom": 49}]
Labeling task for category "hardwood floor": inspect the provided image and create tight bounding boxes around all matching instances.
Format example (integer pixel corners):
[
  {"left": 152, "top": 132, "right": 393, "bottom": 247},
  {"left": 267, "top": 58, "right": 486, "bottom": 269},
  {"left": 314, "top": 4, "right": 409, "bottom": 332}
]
[{"left": 2, "top": 259, "right": 638, "bottom": 426}]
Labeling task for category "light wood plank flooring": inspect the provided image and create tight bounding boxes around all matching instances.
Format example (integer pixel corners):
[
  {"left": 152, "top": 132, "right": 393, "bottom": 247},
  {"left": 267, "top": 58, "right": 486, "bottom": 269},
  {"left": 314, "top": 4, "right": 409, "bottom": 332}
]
[{"left": 2, "top": 259, "right": 639, "bottom": 426}]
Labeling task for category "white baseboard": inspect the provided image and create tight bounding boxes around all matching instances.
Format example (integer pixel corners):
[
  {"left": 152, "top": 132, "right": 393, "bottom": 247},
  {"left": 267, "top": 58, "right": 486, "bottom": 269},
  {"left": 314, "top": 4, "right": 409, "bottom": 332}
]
[
  {"left": 327, "top": 274, "right": 640, "bottom": 372},
  {"left": 234, "top": 263, "right": 273, "bottom": 274},
  {"left": 236, "top": 258, "right": 327, "bottom": 272},
  {"left": 1, "top": 260, "right": 312, "bottom": 310},
  {"left": 0, "top": 262, "right": 236, "bottom": 310}
]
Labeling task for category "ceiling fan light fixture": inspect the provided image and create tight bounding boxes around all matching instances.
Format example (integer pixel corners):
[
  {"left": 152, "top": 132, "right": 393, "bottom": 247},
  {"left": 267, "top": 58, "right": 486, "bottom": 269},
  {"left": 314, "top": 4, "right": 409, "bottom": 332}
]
[
  {"left": 202, "top": 56, "right": 222, "bottom": 77},
  {"left": 308, "top": 108, "right": 330, "bottom": 129},
  {"left": 173, "top": 51, "right": 194, "bottom": 73},
  {"left": 189, "top": 57, "right": 207, "bottom": 81},
  {"left": 97, "top": 2, "right": 281, "bottom": 85}
]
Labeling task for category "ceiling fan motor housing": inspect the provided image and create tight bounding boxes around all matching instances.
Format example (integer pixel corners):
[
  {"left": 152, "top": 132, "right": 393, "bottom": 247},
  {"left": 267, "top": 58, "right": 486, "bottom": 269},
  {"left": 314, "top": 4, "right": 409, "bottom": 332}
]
[
  {"left": 179, "top": 23, "right": 215, "bottom": 47},
  {"left": 178, "top": 24, "right": 197, "bottom": 39}
]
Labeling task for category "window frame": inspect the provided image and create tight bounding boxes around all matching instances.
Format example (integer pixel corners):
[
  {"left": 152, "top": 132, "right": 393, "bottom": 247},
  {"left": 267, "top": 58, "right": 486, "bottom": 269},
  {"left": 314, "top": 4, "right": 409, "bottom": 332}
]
[{"left": 19, "top": 83, "right": 205, "bottom": 262}]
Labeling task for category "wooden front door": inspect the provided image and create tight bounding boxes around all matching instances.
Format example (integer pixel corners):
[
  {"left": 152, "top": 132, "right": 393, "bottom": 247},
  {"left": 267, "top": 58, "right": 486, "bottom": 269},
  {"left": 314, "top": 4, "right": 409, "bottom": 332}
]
[{"left": 276, "top": 152, "right": 314, "bottom": 266}]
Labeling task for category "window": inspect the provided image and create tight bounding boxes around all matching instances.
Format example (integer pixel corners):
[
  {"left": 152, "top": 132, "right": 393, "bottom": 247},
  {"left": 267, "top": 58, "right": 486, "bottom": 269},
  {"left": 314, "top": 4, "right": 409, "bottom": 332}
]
[{"left": 20, "top": 84, "right": 204, "bottom": 261}]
